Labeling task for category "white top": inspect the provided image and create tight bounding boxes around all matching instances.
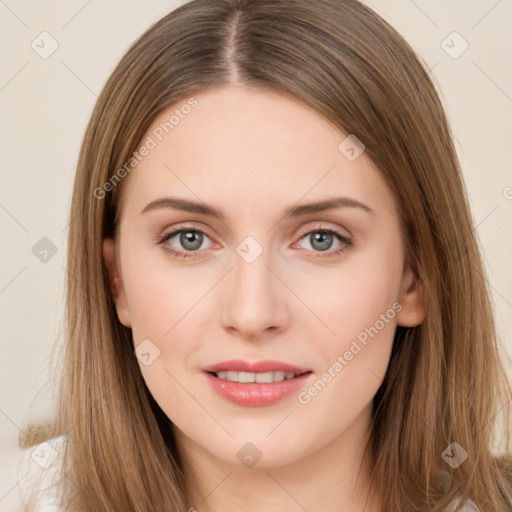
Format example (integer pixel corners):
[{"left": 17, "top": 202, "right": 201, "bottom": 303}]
[
  {"left": 12, "top": 435, "right": 66, "bottom": 512},
  {"left": 11, "top": 436, "right": 479, "bottom": 511}
]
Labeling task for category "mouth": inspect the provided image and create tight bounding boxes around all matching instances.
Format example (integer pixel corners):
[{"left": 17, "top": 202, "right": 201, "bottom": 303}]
[
  {"left": 206, "top": 370, "right": 312, "bottom": 383},
  {"left": 201, "top": 359, "right": 313, "bottom": 406},
  {"left": 203, "top": 370, "right": 313, "bottom": 407}
]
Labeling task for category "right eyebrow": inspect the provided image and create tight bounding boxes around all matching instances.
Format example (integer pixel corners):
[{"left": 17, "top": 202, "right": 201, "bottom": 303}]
[{"left": 141, "top": 197, "right": 225, "bottom": 219}]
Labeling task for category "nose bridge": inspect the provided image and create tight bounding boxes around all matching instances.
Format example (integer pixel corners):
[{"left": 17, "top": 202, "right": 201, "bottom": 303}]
[
  {"left": 233, "top": 240, "right": 272, "bottom": 296},
  {"left": 220, "top": 235, "right": 287, "bottom": 336}
]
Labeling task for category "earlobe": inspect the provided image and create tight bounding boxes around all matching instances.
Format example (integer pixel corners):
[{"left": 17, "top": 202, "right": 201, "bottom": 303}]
[
  {"left": 396, "top": 265, "right": 425, "bottom": 327},
  {"left": 102, "top": 237, "right": 132, "bottom": 328}
]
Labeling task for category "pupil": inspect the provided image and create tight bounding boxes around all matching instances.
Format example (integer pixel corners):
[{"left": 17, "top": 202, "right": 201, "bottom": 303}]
[
  {"left": 311, "top": 232, "right": 332, "bottom": 251},
  {"left": 181, "top": 231, "right": 202, "bottom": 250}
]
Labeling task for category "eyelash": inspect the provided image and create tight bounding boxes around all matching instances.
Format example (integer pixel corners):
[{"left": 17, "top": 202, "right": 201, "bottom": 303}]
[{"left": 156, "top": 224, "right": 353, "bottom": 260}]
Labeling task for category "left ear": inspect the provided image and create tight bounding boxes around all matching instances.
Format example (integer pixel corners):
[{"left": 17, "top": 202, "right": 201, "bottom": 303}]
[{"left": 396, "top": 264, "right": 425, "bottom": 327}]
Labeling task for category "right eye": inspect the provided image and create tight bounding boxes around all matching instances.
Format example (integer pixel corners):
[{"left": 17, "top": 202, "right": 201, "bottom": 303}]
[{"left": 158, "top": 227, "right": 215, "bottom": 259}]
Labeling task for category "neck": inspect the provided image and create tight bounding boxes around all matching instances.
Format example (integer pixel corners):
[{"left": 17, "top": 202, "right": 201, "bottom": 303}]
[{"left": 173, "top": 403, "right": 381, "bottom": 512}]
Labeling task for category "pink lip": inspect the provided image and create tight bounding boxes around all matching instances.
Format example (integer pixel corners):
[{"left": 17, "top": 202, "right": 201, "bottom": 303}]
[
  {"left": 201, "top": 359, "right": 313, "bottom": 407},
  {"left": 202, "top": 359, "right": 311, "bottom": 374},
  {"left": 203, "top": 372, "right": 313, "bottom": 407}
]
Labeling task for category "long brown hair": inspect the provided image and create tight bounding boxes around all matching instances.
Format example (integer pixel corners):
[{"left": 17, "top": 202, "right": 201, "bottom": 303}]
[{"left": 20, "top": 0, "right": 512, "bottom": 510}]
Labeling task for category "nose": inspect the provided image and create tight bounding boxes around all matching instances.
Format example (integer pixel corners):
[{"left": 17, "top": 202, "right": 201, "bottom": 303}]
[{"left": 220, "top": 244, "right": 289, "bottom": 340}]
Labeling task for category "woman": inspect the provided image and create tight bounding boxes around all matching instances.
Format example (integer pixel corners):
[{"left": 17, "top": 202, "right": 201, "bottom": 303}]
[{"left": 16, "top": 0, "right": 512, "bottom": 510}]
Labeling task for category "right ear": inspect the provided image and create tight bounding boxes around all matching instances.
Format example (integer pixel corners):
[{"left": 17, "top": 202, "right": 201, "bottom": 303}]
[{"left": 103, "top": 237, "right": 131, "bottom": 328}]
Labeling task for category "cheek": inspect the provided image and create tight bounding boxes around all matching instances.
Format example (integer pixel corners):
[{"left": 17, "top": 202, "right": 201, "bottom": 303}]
[
  {"left": 121, "top": 245, "right": 208, "bottom": 341},
  {"left": 293, "top": 263, "right": 400, "bottom": 436},
  {"left": 121, "top": 246, "right": 203, "bottom": 420},
  {"left": 290, "top": 244, "right": 404, "bottom": 346},
  {"left": 290, "top": 240, "right": 403, "bottom": 410}
]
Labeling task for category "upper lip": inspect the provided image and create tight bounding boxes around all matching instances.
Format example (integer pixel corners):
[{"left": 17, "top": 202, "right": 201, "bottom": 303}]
[{"left": 202, "top": 359, "right": 312, "bottom": 375}]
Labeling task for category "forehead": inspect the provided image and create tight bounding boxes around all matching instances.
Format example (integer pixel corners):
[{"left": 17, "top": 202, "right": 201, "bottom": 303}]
[{"left": 118, "top": 85, "right": 391, "bottom": 218}]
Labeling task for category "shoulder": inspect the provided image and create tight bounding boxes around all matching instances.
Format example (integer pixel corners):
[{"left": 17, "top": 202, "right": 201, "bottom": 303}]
[
  {"left": 13, "top": 435, "right": 68, "bottom": 512},
  {"left": 436, "top": 469, "right": 479, "bottom": 511},
  {"left": 448, "top": 496, "right": 479, "bottom": 511}
]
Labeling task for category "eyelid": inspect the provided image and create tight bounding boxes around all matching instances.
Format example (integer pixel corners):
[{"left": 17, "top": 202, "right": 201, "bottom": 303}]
[
  {"left": 158, "top": 221, "right": 216, "bottom": 240},
  {"left": 293, "top": 221, "right": 352, "bottom": 240}
]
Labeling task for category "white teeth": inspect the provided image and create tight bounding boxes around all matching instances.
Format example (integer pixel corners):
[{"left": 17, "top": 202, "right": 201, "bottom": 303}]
[
  {"left": 239, "top": 371, "right": 256, "bottom": 383},
  {"left": 214, "top": 371, "right": 298, "bottom": 383},
  {"left": 256, "top": 372, "right": 274, "bottom": 383}
]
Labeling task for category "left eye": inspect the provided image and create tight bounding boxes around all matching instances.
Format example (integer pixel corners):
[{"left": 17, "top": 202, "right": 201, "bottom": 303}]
[{"left": 294, "top": 228, "right": 351, "bottom": 255}]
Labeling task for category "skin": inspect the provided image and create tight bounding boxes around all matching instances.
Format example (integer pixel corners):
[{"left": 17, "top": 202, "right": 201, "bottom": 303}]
[{"left": 103, "top": 84, "right": 424, "bottom": 512}]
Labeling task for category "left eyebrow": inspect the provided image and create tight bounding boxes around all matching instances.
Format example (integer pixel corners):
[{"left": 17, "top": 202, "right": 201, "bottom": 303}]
[
  {"left": 140, "top": 195, "right": 376, "bottom": 218},
  {"left": 283, "top": 197, "right": 376, "bottom": 217}
]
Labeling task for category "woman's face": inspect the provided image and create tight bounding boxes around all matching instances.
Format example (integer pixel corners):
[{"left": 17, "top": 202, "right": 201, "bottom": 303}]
[{"left": 103, "top": 84, "right": 423, "bottom": 468}]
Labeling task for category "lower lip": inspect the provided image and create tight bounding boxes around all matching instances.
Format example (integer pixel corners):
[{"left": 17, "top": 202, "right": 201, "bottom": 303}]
[{"left": 203, "top": 371, "right": 313, "bottom": 407}]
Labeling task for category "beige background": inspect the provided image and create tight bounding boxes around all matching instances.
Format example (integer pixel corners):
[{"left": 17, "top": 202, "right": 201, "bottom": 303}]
[{"left": 1, "top": 0, "right": 511, "bottom": 507}]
